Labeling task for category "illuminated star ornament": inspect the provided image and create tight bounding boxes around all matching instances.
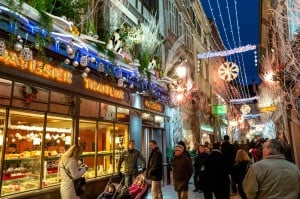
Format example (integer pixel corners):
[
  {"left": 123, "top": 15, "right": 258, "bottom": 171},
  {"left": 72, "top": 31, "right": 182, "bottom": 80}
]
[{"left": 218, "top": 61, "right": 239, "bottom": 81}]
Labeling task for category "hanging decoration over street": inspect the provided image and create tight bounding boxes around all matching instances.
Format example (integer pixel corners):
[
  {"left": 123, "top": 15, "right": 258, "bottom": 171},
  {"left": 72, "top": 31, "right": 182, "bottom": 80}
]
[
  {"left": 218, "top": 61, "right": 239, "bottom": 81},
  {"left": 197, "top": 44, "right": 256, "bottom": 59},
  {"left": 240, "top": 104, "right": 251, "bottom": 114}
]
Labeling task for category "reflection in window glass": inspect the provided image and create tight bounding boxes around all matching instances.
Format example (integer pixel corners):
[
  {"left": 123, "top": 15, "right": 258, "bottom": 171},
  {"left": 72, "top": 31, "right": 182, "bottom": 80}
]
[
  {"left": 80, "top": 98, "right": 99, "bottom": 118},
  {"left": 100, "top": 103, "right": 116, "bottom": 121},
  {"left": 43, "top": 115, "right": 73, "bottom": 188},
  {"left": 49, "top": 91, "right": 76, "bottom": 115},
  {"left": 1, "top": 110, "right": 43, "bottom": 196},
  {"left": 117, "top": 107, "right": 129, "bottom": 122},
  {"left": 0, "top": 78, "right": 12, "bottom": 105},
  {"left": 79, "top": 120, "right": 96, "bottom": 179}
]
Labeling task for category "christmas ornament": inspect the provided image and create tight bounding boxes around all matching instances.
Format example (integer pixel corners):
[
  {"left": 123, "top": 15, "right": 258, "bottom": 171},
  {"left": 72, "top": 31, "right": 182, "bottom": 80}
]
[
  {"left": 240, "top": 104, "right": 251, "bottom": 114},
  {"left": 218, "top": 61, "right": 239, "bottom": 81}
]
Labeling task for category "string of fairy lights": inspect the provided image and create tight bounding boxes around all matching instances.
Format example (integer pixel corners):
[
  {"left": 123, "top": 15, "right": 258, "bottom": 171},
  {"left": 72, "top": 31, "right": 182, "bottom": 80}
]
[{"left": 203, "top": 0, "right": 257, "bottom": 103}]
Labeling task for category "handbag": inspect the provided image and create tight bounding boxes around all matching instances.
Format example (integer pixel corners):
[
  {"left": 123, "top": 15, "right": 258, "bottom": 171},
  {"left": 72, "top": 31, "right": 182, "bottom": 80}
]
[{"left": 62, "top": 163, "right": 86, "bottom": 196}]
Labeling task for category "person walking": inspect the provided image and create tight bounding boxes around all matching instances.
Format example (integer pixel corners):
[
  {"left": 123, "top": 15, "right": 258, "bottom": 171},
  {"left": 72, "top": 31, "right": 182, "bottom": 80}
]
[
  {"left": 59, "top": 145, "right": 88, "bottom": 199},
  {"left": 146, "top": 140, "right": 163, "bottom": 199},
  {"left": 205, "top": 142, "right": 230, "bottom": 199},
  {"left": 172, "top": 144, "right": 193, "bottom": 199},
  {"left": 117, "top": 140, "right": 146, "bottom": 187},
  {"left": 231, "top": 149, "right": 251, "bottom": 199},
  {"left": 221, "top": 135, "right": 237, "bottom": 194},
  {"left": 193, "top": 145, "right": 208, "bottom": 193},
  {"left": 243, "top": 139, "right": 300, "bottom": 199}
]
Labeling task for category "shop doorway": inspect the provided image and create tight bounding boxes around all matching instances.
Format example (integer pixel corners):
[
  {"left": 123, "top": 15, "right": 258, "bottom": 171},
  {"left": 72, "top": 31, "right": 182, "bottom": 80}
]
[{"left": 141, "top": 127, "right": 164, "bottom": 162}]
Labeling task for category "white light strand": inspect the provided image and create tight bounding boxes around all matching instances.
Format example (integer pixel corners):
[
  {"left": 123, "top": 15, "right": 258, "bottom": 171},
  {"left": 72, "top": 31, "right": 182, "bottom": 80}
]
[
  {"left": 230, "top": 96, "right": 259, "bottom": 104},
  {"left": 197, "top": 44, "right": 256, "bottom": 58}
]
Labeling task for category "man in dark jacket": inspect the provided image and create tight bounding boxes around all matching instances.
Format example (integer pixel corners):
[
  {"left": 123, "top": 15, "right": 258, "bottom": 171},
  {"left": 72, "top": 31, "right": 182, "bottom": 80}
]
[
  {"left": 146, "top": 140, "right": 163, "bottom": 199},
  {"left": 172, "top": 144, "right": 193, "bottom": 199},
  {"left": 118, "top": 140, "right": 146, "bottom": 187},
  {"left": 221, "top": 135, "right": 237, "bottom": 193}
]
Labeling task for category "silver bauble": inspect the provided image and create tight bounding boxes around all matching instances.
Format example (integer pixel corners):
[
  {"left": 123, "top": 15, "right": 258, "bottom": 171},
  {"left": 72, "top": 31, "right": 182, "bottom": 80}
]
[
  {"left": 89, "top": 57, "right": 96, "bottom": 63},
  {"left": 64, "top": 59, "right": 71, "bottom": 64},
  {"left": 73, "top": 61, "right": 79, "bottom": 67},
  {"left": 14, "top": 43, "right": 23, "bottom": 51}
]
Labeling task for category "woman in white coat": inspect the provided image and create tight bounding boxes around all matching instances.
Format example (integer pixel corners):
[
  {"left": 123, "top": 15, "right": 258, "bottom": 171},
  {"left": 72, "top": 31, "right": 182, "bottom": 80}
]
[{"left": 59, "top": 145, "right": 88, "bottom": 199}]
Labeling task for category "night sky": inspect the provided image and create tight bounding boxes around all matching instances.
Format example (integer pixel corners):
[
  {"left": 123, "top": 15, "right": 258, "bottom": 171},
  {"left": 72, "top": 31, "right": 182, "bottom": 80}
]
[{"left": 200, "top": 0, "right": 261, "bottom": 86}]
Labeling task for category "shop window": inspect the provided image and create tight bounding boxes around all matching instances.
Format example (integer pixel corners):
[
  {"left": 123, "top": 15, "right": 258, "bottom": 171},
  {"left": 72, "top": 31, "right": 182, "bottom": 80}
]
[
  {"left": 0, "top": 78, "right": 12, "bottom": 106},
  {"left": 100, "top": 103, "right": 116, "bottom": 121},
  {"left": 117, "top": 107, "right": 130, "bottom": 123},
  {"left": 96, "top": 122, "right": 114, "bottom": 176},
  {"left": 0, "top": 109, "right": 5, "bottom": 169},
  {"left": 43, "top": 115, "right": 73, "bottom": 188},
  {"left": 79, "top": 120, "right": 96, "bottom": 179},
  {"left": 114, "top": 124, "right": 128, "bottom": 174},
  {"left": 154, "top": 115, "right": 164, "bottom": 128},
  {"left": 12, "top": 83, "right": 48, "bottom": 111},
  {"left": 80, "top": 98, "right": 100, "bottom": 118},
  {"left": 142, "top": 112, "right": 154, "bottom": 126},
  {"left": 1, "top": 110, "right": 43, "bottom": 196},
  {"left": 49, "top": 91, "right": 76, "bottom": 115}
]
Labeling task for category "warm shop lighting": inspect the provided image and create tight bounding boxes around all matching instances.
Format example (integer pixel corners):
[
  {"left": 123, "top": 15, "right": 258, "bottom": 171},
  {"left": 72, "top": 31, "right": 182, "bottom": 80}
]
[{"left": 7, "top": 125, "right": 71, "bottom": 133}]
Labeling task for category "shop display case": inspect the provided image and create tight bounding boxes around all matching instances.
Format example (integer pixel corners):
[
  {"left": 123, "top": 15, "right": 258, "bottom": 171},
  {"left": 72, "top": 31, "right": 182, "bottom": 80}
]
[{"left": 1, "top": 153, "right": 41, "bottom": 196}]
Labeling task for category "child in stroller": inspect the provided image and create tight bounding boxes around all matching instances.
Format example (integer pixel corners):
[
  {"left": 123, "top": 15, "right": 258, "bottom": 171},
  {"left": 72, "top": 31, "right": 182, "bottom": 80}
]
[
  {"left": 97, "top": 176, "right": 123, "bottom": 199},
  {"left": 98, "top": 184, "right": 117, "bottom": 199},
  {"left": 128, "top": 174, "right": 148, "bottom": 199}
]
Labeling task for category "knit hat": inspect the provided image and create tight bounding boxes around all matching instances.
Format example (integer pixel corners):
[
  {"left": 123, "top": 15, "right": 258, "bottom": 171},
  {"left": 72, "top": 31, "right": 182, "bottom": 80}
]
[{"left": 175, "top": 144, "right": 184, "bottom": 150}]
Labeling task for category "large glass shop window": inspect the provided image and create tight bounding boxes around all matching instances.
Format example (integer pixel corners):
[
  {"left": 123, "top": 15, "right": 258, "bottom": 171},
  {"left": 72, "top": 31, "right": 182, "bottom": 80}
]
[
  {"left": 0, "top": 109, "right": 5, "bottom": 170},
  {"left": 114, "top": 124, "right": 129, "bottom": 173},
  {"left": 43, "top": 115, "right": 73, "bottom": 188},
  {"left": 97, "top": 122, "right": 114, "bottom": 176},
  {"left": 1, "top": 110, "right": 43, "bottom": 196},
  {"left": 79, "top": 120, "right": 96, "bottom": 179}
]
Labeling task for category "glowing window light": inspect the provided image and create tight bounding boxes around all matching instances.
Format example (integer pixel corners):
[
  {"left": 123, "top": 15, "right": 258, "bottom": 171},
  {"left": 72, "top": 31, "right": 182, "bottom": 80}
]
[{"left": 176, "top": 66, "right": 186, "bottom": 78}]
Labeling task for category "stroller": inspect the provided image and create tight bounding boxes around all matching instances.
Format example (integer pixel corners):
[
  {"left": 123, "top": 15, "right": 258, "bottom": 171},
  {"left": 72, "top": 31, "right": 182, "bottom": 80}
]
[
  {"left": 97, "top": 175, "right": 125, "bottom": 199},
  {"left": 127, "top": 174, "right": 149, "bottom": 199}
]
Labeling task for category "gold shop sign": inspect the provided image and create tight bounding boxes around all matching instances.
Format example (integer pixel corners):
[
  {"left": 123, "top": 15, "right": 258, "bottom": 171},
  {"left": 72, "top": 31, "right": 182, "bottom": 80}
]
[
  {"left": 144, "top": 99, "right": 163, "bottom": 112},
  {"left": 0, "top": 51, "right": 72, "bottom": 84},
  {"left": 83, "top": 78, "right": 125, "bottom": 100},
  {"left": 260, "top": 105, "right": 277, "bottom": 113}
]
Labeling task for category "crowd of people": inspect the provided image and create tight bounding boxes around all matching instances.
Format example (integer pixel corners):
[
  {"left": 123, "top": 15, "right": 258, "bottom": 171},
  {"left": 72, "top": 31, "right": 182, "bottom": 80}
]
[
  {"left": 58, "top": 136, "right": 300, "bottom": 199},
  {"left": 189, "top": 136, "right": 300, "bottom": 199}
]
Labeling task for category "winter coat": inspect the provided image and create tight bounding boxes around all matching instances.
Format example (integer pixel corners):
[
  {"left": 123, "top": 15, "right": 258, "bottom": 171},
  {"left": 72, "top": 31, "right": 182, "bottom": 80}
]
[
  {"left": 221, "top": 141, "right": 237, "bottom": 173},
  {"left": 60, "top": 158, "right": 87, "bottom": 199},
  {"left": 243, "top": 154, "right": 300, "bottom": 199},
  {"left": 172, "top": 152, "right": 193, "bottom": 191},
  {"left": 146, "top": 147, "right": 163, "bottom": 181},
  {"left": 231, "top": 161, "right": 250, "bottom": 184},
  {"left": 117, "top": 149, "right": 146, "bottom": 175}
]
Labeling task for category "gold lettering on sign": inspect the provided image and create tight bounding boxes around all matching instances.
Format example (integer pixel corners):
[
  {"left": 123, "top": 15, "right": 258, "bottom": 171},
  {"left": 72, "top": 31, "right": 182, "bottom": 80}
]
[
  {"left": 0, "top": 51, "right": 72, "bottom": 84},
  {"left": 144, "top": 99, "right": 163, "bottom": 112},
  {"left": 83, "top": 78, "right": 125, "bottom": 100}
]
